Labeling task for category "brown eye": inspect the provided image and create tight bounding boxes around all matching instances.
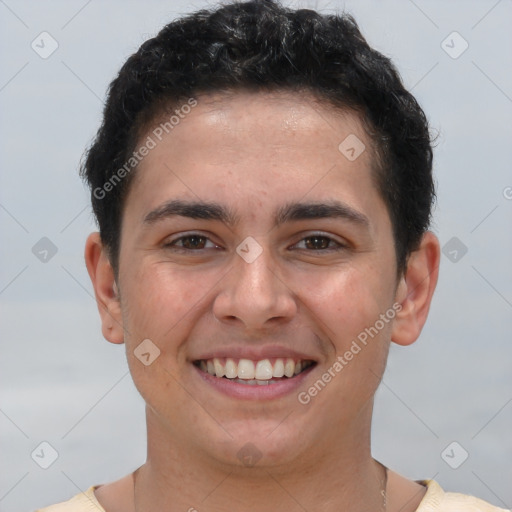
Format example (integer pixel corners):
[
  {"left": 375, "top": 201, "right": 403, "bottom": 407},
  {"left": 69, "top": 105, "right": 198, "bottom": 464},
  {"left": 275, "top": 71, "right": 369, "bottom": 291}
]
[
  {"left": 304, "top": 235, "right": 331, "bottom": 250},
  {"left": 179, "top": 235, "right": 207, "bottom": 249},
  {"left": 165, "top": 234, "right": 217, "bottom": 251},
  {"left": 294, "top": 234, "right": 345, "bottom": 251}
]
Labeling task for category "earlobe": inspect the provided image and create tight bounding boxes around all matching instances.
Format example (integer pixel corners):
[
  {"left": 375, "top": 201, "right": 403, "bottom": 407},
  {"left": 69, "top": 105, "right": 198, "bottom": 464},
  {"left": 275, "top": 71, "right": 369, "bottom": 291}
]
[
  {"left": 84, "top": 232, "right": 125, "bottom": 344},
  {"left": 391, "top": 231, "right": 440, "bottom": 347}
]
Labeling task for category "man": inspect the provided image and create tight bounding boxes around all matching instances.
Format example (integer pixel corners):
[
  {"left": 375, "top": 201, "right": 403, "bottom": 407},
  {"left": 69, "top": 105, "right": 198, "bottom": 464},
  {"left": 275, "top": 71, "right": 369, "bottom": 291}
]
[{"left": 37, "top": 1, "right": 508, "bottom": 510}]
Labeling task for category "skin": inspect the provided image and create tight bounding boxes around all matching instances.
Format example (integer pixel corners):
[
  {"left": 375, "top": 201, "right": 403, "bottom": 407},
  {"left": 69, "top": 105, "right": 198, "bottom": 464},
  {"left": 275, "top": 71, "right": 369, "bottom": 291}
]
[{"left": 85, "top": 90, "right": 440, "bottom": 512}]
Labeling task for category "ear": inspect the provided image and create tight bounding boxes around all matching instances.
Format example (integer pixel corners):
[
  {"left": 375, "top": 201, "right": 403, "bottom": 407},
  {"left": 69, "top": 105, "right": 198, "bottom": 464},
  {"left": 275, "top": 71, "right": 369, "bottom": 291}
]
[
  {"left": 391, "top": 231, "right": 440, "bottom": 346},
  {"left": 84, "top": 232, "right": 124, "bottom": 344}
]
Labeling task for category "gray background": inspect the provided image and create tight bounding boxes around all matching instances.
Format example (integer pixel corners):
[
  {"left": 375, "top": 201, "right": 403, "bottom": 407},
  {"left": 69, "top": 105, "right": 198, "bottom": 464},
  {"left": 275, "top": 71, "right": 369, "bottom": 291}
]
[{"left": 1, "top": 0, "right": 511, "bottom": 510}]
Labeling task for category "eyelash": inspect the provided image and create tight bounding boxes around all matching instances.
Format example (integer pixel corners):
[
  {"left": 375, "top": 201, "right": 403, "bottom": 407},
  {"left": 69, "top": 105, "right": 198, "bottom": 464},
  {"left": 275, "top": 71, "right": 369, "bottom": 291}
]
[{"left": 164, "top": 233, "right": 347, "bottom": 253}]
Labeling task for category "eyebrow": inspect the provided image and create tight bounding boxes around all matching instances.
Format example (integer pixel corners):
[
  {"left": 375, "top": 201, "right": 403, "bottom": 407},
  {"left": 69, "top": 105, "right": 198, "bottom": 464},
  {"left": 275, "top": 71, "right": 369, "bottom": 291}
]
[{"left": 143, "top": 199, "right": 369, "bottom": 228}]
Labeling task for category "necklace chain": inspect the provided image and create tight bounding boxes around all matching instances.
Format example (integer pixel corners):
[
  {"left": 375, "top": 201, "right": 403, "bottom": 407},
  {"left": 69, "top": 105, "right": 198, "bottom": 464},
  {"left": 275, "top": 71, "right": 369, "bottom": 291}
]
[{"left": 381, "top": 464, "right": 388, "bottom": 511}]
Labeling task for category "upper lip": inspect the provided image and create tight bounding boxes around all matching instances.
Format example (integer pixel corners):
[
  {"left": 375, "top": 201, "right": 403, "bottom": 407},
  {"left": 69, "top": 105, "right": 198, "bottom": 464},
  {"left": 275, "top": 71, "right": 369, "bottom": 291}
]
[{"left": 191, "top": 345, "right": 318, "bottom": 362}]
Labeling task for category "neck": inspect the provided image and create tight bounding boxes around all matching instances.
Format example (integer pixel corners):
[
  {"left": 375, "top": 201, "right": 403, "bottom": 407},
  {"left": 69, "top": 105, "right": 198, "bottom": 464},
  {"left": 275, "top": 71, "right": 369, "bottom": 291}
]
[{"left": 133, "top": 409, "right": 387, "bottom": 512}]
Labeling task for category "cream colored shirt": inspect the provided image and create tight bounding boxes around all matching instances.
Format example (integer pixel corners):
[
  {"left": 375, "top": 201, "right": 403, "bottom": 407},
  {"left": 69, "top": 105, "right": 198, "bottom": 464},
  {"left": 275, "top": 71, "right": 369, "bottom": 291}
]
[{"left": 36, "top": 479, "right": 509, "bottom": 511}]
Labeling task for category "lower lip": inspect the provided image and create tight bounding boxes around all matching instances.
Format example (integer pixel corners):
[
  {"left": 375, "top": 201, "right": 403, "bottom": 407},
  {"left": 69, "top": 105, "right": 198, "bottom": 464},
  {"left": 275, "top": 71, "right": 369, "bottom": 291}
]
[{"left": 193, "top": 363, "right": 316, "bottom": 400}]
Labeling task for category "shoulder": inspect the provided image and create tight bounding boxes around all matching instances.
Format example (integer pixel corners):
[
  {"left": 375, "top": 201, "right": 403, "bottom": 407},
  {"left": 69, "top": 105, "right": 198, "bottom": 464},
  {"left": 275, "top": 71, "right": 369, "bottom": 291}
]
[
  {"left": 416, "top": 479, "right": 510, "bottom": 512},
  {"left": 35, "top": 486, "right": 105, "bottom": 512}
]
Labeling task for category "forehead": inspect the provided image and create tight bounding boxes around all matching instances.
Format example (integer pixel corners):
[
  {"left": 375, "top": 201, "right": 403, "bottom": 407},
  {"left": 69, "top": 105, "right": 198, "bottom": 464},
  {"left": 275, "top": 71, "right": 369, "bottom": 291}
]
[
  {"left": 124, "top": 90, "right": 385, "bottom": 233},
  {"left": 154, "top": 90, "right": 370, "bottom": 159}
]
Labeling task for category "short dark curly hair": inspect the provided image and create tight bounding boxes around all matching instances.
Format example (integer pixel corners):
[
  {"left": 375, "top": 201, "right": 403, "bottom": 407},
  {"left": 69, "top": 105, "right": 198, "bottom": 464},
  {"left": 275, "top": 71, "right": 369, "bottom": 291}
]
[{"left": 80, "top": 0, "right": 435, "bottom": 277}]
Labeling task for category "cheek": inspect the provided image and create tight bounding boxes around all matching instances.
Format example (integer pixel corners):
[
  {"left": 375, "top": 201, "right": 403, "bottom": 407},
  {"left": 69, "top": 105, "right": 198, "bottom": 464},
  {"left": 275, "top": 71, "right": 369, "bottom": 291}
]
[
  {"left": 119, "top": 263, "right": 205, "bottom": 414},
  {"left": 299, "top": 265, "right": 393, "bottom": 400},
  {"left": 296, "top": 265, "right": 392, "bottom": 344},
  {"left": 122, "top": 262, "right": 218, "bottom": 339},
  {"left": 297, "top": 270, "right": 392, "bottom": 412}
]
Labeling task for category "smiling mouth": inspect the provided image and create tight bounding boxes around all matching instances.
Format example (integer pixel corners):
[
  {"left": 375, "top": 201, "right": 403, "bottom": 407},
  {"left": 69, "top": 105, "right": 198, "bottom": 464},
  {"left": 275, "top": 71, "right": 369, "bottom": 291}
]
[{"left": 193, "top": 357, "right": 316, "bottom": 385}]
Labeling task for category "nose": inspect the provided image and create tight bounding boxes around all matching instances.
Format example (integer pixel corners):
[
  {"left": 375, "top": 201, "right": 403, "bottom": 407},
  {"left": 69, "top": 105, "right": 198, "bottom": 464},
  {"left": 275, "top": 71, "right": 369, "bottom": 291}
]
[{"left": 212, "top": 241, "right": 298, "bottom": 331}]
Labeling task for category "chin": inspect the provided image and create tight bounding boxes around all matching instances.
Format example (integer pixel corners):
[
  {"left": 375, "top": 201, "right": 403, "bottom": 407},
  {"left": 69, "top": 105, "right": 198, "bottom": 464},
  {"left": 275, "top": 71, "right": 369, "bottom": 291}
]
[{"left": 199, "top": 420, "right": 307, "bottom": 469}]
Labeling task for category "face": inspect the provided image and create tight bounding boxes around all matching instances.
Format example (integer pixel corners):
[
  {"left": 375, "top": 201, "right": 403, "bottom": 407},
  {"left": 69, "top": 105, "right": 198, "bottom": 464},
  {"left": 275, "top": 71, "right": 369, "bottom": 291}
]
[{"left": 90, "top": 90, "right": 431, "bottom": 470}]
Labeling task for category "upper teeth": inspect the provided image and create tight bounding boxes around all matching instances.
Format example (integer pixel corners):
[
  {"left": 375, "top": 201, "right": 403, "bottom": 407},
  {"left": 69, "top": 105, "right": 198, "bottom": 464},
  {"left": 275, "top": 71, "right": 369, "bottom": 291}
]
[{"left": 199, "top": 358, "right": 313, "bottom": 380}]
